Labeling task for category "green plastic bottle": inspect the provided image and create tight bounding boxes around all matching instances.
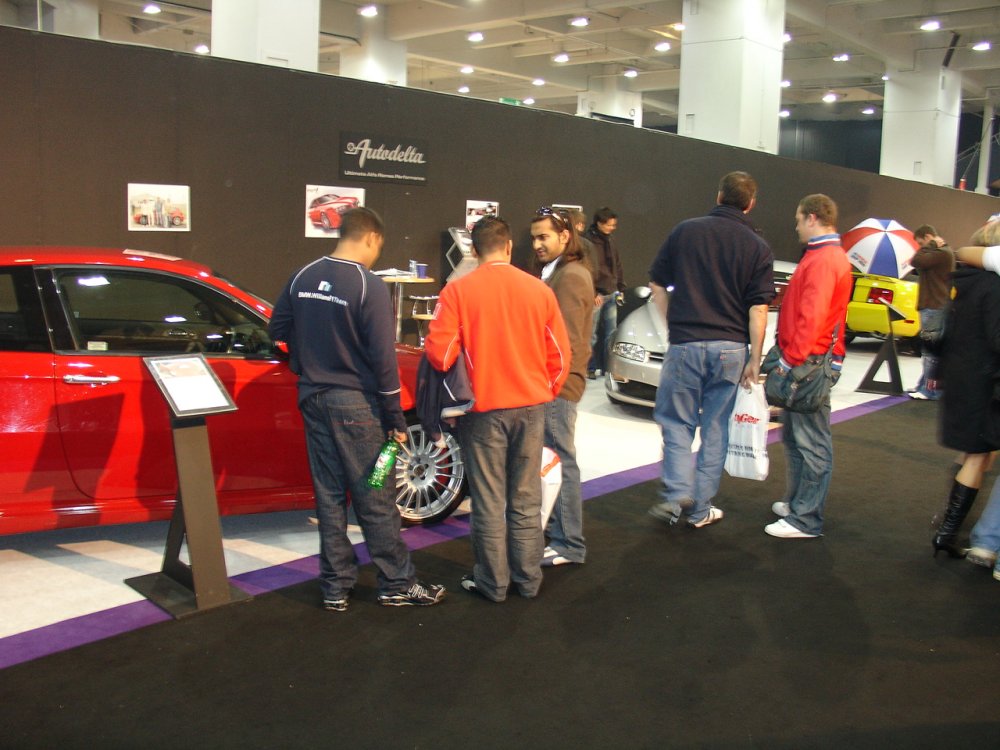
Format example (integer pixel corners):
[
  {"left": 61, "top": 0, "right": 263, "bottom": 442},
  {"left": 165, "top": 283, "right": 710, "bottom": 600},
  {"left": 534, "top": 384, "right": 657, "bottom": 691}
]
[{"left": 366, "top": 439, "right": 401, "bottom": 488}]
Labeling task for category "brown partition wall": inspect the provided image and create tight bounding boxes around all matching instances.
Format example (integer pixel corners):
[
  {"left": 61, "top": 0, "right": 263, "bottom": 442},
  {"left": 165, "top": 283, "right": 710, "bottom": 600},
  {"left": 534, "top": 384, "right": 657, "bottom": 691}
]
[{"left": 2, "top": 26, "right": 997, "bottom": 303}]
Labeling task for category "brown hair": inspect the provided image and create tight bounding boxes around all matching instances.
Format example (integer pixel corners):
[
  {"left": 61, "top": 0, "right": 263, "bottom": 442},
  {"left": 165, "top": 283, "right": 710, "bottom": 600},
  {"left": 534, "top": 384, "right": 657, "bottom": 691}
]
[
  {"left": 969, "top": 220, "right": 1000, "bottom": 246},
  {"left": 718, "top": 172, "right": 757, "bottom": 211},
  {"left": 797, "top": 194, "right": 838, "bottom": 229},
  {"left": 531, "top": 212, "right": 590, "bottom": 270}
]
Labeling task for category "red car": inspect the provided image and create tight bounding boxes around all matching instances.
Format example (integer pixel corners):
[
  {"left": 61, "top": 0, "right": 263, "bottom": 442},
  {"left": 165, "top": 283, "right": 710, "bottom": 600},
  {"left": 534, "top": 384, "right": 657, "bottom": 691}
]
[
  {"left": 307, "top": 194, "right": 361, "bottom": 230},
  {"left": 0, "top": 247, "right": 465, "bottom": 535}
]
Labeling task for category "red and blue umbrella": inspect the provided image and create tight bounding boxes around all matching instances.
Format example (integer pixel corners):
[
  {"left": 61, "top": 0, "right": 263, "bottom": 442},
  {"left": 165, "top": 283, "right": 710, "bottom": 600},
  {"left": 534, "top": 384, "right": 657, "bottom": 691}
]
[{"left": 841, "top": 218, "right": 918, "bottom": 278}]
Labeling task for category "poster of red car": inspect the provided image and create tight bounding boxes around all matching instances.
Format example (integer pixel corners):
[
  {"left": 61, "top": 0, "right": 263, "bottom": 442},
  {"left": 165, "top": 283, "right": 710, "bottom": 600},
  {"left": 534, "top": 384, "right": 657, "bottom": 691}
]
[{"left": 305, "top": 184, "right": 365, "bottom": 237}]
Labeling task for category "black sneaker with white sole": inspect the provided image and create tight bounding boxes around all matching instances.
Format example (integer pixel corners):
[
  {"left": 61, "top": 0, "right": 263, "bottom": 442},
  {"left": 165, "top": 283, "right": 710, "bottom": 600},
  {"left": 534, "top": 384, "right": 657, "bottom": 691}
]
[
  {"left": 323, "top": 594, "right": 351, "bottom": 612},
  {"left": 377, "top": 581, "right": 446, "bottom": 607}
]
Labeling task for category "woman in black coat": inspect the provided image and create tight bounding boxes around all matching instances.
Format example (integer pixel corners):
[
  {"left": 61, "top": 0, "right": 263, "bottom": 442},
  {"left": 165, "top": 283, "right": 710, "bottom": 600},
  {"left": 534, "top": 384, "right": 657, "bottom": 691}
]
[{"left": 932, "top": 220, "right": 1000, "bottom": 557}]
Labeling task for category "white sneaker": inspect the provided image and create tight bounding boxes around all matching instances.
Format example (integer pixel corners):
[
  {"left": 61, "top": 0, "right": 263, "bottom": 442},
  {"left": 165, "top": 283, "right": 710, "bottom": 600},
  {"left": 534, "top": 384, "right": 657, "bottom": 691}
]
[
  {"left": 688, "top": 506, "right": 724, "bottom": 529},
  {"left": 771, "top": 502, "right": 790, "bottom": 518},
  {"left": 542, "top": 545, "right": 575, "bottom": 567},
  {"left": 967, "top": 547, "right": 998, "bottom": 568},
  {"left": 765, "top": 518, "right": 818, "bottom": 539}
]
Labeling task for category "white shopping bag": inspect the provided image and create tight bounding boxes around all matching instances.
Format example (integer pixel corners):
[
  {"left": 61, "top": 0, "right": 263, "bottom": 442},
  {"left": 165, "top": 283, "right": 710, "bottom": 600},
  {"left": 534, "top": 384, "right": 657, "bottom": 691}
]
[
  {"left": 724, "top": 383, "right": 770, "bottom": 481},
  {"left": 540, "top": 447, "right": 563, "bottom": 528}
]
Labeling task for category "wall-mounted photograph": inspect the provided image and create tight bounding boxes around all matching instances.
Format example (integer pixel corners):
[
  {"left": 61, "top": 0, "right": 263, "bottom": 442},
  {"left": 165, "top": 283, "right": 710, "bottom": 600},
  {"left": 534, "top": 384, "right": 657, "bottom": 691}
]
[
  {"left": 465, "top": 199, "right": 499, "bottom": 231},
  {"left": 305, "top": 184, "right": 365, "bottom": 238},
  {"left": 127, "top": 183, "right": 190, "bottom": 231}
]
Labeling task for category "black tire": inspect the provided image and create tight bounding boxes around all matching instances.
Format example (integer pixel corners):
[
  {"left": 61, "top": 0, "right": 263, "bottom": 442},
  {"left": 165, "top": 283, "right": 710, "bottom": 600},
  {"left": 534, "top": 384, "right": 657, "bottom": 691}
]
[{"left": 395, "top": 418, "right": 467, "bottom": 525}]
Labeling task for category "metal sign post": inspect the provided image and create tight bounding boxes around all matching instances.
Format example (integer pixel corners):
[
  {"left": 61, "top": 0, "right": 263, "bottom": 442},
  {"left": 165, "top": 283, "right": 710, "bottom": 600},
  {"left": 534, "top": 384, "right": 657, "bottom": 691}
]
[{"left": 125, "top": 355, "right": 251, "bottom": 618}]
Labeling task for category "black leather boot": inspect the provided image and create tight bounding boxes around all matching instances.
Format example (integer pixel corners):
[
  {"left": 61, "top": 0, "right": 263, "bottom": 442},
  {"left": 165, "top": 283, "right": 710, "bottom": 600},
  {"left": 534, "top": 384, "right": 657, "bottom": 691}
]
[{"left": 932, "top": 481, "right": 979, "bottom": 558}]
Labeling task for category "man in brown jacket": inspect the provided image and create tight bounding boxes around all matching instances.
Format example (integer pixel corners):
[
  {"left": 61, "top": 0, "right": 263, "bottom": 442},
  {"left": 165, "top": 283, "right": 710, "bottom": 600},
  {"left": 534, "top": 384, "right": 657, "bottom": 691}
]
[
  {"left": 531, "top": 208, "right": 595, "bottom": 565},
  {"left": 909, "top": 224, "right": 955, "bottom": 400}
]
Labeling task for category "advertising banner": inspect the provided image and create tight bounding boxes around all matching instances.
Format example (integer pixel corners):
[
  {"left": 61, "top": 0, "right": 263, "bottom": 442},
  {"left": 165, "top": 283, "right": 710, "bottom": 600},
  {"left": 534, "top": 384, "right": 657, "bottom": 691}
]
[{"left": 340, "top": 132, "right": 428, "bottom": 185}]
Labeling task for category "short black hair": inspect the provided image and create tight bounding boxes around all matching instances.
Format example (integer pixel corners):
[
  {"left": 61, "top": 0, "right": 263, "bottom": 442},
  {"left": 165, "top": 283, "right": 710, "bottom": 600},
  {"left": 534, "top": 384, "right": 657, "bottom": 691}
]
[
  {"left": 913, "top": 224, "right": 937, "bottom": 240},
  {"left": 593, "top": 207, "right": 617, "bottom": 225},
  {"left": 471, "top": 215, "right": 511, "bottom": 255},
  {"left": 339, "top": 207, "right": 384, "bottom": 241}
]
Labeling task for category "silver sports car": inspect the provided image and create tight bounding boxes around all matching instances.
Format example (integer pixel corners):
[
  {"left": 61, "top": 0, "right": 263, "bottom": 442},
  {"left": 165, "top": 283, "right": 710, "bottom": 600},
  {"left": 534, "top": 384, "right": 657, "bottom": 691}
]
[{"left": 604, "top": 261, "right": 796, "bottom": 408}]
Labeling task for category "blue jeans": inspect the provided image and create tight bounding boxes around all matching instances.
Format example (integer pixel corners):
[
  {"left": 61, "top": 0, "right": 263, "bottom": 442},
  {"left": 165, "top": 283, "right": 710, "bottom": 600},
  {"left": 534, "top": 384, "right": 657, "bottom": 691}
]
[
  {"left": 544, "top": 397, "right": 585, "bottom": 563},
  {"left": 780, "top": 403, "right": 833, "bottom": 536},
  {"left": 653, "top": 340, "right": 748, "bottom": 522},
  {"left": 970, "top": 475, "right": 1000, "bottom": 567},
  {"left": 300, "top": 388, "right": 415, "bottom": 601},
  {"left": 588, "top": 293, "right": 617, "bottom": 372},
  {"left": 914, "top": 308, "right": 944, "bottom": 399},
  {"left": 458, "top": 405, "right": 545, "bottom": 601}
]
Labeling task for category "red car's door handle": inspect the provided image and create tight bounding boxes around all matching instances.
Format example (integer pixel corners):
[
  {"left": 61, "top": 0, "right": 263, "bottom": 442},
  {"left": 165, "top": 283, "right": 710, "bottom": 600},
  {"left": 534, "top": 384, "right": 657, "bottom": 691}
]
[{"left": 62, "top": 374, "right": 122, "bottom": 385}]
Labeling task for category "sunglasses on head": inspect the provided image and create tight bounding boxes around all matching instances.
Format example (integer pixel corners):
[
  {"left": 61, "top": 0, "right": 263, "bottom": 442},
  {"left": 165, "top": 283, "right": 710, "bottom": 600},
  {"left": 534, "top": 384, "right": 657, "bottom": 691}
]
[{"left": 535, "top": 206, "right": 570, "bottom": 231}]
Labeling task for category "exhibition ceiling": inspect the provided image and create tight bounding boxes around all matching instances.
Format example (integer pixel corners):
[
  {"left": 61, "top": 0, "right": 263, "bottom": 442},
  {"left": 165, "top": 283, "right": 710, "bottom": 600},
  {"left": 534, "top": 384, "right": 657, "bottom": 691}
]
[{"left": 58, "top": 1, "right": 1000, "bottom": 126}]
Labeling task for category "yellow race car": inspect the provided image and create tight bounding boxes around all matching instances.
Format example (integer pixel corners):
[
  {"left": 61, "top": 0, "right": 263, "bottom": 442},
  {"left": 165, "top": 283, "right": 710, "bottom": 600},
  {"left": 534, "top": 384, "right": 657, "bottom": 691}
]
[{"left": 845, "top": 272, "right": 920, "bottom": 347}]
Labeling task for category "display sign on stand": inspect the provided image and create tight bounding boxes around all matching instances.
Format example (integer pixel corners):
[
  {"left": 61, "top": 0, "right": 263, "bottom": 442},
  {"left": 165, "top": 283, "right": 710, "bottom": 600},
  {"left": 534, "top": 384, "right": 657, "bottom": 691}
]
[
  {"left": 855, "top": 302, "right": 906, "bottom": 396},
  {"left": 125, "top": 354, "right": 251, "bottom": 618}
]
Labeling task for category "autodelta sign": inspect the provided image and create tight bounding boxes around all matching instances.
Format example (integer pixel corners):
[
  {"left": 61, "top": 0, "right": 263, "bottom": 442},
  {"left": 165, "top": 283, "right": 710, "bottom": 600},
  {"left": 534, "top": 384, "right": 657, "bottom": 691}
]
[{"left": 340, "top": 132, "right": 428, "bottom": 185}]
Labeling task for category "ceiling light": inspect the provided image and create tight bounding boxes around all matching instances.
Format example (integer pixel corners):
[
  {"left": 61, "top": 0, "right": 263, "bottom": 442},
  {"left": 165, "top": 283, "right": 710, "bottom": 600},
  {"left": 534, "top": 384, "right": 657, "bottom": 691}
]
[
  {"left": 142, "top": 3, "right": 161, "bottom": 14},
  {"left": 458, "top": 85, "right": 470, "bottom": 94},
  {"left": 973, "top": 41, "right": 992, "bottom": 52},
  {"left": 569, "top": 16, "right": 589, "bottom": 28},
  {"left": 779, "top": 109, "right": 790, "bottom": 118},
  {"left": 460, "top": 65, "right": 474, "bottom": 74},
  {"left": 532, "top": 78, "right": 545, "bottom": 86},
  {"left": 780, "top": 79, "right": 791, "bottom": 88},
  {"left": 822, "top": 92, "right": 838, "bottom": 103},
  {"left": 920, "top": 19, "right": 941, "bottom": 32},
  {"left": 861, "top": 107, "right": 875, "bottom": 115},
  {"left": 782, "top": 32, "right": 792, "bottom": 44},
  {"left": 882, "top": 74, "right": 890, "bottom": 81},
  {"left": 553, "top": 52, "right": 570, "bottom": 63},
  {"left": 523, "top": 97, "right": 535, "bottom": 105},
  {"left": 672, "top": 23, "right": 685, "bottom": 32},
  {"left": 623, "top": 68, "right": 638, "bottom": 78},
  {"left": 358, "top": 4, "right": 378, "bottom": 17},
  {"left": 194, "top": 43, "right": 209, "bottom": 54},
  {"left": 467, "top": 31, "right": 484, "bottom": 43},
  {"left": 654, "top": 41, "right": 671, "bottom": 52},
  {"left": 833, "top": 53, "right": 850, "bottom": 62}
]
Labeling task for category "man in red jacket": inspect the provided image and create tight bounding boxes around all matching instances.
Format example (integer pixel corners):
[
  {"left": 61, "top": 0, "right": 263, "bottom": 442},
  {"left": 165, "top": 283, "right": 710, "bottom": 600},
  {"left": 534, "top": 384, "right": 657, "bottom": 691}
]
[
  {"left": 767, "top": 194, "right": 853, "bottom": 539},
  {"left": 424, "top": 216, "right": 571, "bottom": 601}
]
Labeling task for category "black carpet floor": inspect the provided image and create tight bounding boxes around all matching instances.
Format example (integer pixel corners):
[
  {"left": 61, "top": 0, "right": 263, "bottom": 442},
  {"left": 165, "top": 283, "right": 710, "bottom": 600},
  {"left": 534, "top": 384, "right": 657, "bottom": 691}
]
[{"left": 2, "top": 400, "right": 999, "bottom": 749}]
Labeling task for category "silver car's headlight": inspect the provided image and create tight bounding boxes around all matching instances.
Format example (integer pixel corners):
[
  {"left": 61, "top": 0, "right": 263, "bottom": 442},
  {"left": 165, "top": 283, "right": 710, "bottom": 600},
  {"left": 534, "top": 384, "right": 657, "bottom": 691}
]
[{"left": 612, "top": 342, "right": 647, "bottom": 362}]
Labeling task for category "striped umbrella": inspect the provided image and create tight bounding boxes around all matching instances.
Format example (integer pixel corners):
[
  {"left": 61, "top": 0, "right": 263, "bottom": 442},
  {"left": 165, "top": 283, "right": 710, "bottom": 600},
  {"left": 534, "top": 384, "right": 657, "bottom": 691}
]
[{"left": 841, "top": 218, "right": 918, "bottom": 278}]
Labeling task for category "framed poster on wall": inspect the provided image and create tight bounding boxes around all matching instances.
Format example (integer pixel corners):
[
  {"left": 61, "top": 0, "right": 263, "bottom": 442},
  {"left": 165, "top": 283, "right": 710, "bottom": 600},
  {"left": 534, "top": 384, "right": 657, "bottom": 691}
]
[
  {"left": 127, "top": 183, "right": 190, "bottom": 232},
  {"left": 305, "top": 185, "right": 366, "bottom": 238}
]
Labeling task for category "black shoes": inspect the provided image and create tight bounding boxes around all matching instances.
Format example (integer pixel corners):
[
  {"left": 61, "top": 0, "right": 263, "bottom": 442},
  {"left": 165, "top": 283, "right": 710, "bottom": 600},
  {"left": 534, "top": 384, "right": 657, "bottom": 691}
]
[
  {"left": 377, "top": 581, "right": 446, "bottom": 607},
  {"left": 932, "top": 481, "right": 979, "bottom": 558}
]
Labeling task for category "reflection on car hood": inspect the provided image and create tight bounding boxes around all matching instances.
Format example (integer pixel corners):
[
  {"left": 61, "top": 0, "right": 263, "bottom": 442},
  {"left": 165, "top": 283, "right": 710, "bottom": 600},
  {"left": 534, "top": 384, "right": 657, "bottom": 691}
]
[{"left": 615, "top": 297, "right": 668, "bottom": 353}]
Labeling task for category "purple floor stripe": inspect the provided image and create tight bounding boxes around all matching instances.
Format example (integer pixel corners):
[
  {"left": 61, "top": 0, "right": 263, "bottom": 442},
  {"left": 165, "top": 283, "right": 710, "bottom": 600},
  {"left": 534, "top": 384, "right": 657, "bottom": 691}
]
[
  {"left": 0, "top": 394, "right": 911, "bottom": 670},
  {"left": 0, "top": 600, "right": 169, "bottom": 670}
]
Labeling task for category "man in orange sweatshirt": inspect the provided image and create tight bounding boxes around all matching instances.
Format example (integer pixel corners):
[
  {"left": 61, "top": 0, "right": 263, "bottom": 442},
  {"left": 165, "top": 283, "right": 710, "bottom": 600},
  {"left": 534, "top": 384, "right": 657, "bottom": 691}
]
[{"left": 424, "top": 216, "right": 571, "bottom": 601}]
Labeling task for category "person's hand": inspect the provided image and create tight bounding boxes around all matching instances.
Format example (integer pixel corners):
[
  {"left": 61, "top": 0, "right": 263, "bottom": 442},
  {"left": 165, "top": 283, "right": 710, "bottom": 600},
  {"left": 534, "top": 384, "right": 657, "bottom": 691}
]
[
  {"left": 594, "top": 294, "right": 603, "bottom": 307},
  {"left": 390, "top": 429, "right": 408, "bottom": 444},
  {"left": 740, "top": 361, "right": 760, "bottom": 389}
]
